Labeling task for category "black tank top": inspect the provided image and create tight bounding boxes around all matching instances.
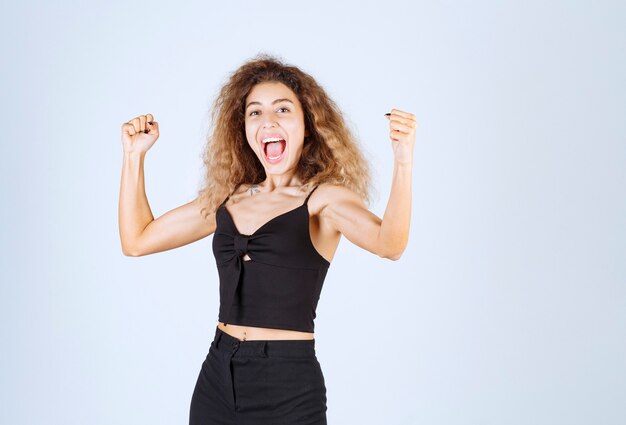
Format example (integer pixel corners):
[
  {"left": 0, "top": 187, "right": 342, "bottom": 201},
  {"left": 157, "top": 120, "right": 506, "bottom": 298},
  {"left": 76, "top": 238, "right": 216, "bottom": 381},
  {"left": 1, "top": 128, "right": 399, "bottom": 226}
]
[{"left": 212, "top": 185, "right": 330, "bottom": 333}]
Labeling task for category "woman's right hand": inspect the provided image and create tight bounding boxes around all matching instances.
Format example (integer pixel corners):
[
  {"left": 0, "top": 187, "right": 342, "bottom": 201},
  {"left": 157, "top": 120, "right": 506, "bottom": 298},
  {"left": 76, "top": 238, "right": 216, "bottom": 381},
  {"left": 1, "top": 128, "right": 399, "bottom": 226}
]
[{"left": 121, "top": 113, "right": 160, "bottom": 154}]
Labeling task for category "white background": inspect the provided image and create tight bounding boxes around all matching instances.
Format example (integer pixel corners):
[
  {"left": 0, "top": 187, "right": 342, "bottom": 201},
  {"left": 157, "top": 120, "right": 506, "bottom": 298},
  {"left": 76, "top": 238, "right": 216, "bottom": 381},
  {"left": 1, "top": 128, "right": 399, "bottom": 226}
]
[{"left": 1, "top": 1, "right": 624, "bottom": 424}]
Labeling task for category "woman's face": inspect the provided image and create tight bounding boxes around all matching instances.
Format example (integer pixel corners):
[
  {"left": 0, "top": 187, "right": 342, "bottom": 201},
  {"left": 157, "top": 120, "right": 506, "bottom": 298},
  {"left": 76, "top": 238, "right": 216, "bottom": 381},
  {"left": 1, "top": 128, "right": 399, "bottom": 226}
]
[{"left": 244, "top": 81, "right": 307, "bottom": 174}]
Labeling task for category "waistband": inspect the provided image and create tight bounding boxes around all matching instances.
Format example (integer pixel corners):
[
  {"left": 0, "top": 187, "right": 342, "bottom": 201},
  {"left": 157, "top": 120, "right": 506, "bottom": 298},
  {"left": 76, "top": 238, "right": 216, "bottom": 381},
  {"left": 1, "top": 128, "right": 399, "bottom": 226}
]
[{"left": 212, "top": 326, "right": 316, "bottom": 358}]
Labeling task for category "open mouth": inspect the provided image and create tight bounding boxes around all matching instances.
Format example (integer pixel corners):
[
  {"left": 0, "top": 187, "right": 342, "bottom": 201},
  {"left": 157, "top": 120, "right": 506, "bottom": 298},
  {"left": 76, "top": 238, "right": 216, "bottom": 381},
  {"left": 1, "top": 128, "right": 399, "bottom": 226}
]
[{"left": 262, "top": 137, "right": 287, "bottom": 164}]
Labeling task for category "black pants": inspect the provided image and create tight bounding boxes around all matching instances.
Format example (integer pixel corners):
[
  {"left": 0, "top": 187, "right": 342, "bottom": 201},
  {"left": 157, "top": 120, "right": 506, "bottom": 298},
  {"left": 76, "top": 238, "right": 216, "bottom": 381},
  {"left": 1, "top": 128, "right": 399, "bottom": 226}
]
[{"left": 189, "top": 326, "right": 328, "bottom": 424}]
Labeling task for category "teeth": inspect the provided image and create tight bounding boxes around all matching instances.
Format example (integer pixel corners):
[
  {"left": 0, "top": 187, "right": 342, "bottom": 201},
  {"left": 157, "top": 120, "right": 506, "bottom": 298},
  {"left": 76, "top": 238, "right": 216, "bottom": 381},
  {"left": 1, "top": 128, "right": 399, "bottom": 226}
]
[{"left": 262, "top": 137, "right": 284, "bottom": 144}]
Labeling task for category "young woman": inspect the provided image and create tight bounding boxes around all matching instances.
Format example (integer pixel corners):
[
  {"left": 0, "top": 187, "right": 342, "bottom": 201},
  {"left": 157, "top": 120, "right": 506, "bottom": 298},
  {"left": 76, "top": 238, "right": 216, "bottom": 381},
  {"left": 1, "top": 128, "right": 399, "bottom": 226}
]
[{"left": 119, "top": 54, "right": 416, "bottom": 424}]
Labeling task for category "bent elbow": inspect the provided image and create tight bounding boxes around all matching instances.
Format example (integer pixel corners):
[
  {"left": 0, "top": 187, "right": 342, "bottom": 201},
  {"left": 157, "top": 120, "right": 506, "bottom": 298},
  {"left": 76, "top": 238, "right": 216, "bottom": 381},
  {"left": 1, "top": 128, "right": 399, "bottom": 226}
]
[
  {"left": 378, "top": 248, "right": 405, "bottom": 261},
  {"left": 387, "top": 252, "right": 402, "bottom": 261},
  {"left": 385, "top": 251, "right": 403, "bottom": 261},
  {"left": 376, "top": 232, "right": 409, "bottom": 261},
  {"left": 121, "top": 243, "right": 142, "bottom": 257}
]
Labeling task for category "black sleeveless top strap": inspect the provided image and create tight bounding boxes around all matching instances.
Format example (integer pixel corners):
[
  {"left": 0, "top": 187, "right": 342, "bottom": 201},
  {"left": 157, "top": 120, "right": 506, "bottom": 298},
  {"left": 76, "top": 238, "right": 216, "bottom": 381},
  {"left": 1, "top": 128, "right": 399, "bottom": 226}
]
[
  {"left": 304, "top": 184, "right": 319, "bottom": 204},
  {"left": 211, "top": 184, "right": 329, "bottom": 332}
]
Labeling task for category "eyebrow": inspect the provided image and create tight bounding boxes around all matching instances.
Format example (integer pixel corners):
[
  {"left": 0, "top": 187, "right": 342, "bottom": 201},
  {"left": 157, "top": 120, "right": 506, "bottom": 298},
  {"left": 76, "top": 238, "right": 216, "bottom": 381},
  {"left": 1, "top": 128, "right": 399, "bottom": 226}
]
[{"left": 245, "top": 98, "right": 294, "bottom": 110}]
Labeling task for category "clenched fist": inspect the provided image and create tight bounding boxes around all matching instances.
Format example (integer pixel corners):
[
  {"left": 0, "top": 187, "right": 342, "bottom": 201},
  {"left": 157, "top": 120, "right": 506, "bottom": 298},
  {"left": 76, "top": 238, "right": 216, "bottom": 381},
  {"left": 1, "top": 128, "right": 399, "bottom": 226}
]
[
  {"left": 385, "top": 109, "right": 417, "bottom": 166},
  {"left": 121, "top": 113, "right": 160, "bottom": 154}
]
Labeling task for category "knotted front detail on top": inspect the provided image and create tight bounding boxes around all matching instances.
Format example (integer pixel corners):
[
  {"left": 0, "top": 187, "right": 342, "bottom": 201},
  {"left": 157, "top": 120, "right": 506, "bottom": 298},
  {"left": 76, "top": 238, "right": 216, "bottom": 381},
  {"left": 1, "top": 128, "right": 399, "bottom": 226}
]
[
  {"left": 233, "top": 234, "right": 249, "bottom": 257},
  {"left": 214, "top": 232, "right": 268, "bottom": 326}
]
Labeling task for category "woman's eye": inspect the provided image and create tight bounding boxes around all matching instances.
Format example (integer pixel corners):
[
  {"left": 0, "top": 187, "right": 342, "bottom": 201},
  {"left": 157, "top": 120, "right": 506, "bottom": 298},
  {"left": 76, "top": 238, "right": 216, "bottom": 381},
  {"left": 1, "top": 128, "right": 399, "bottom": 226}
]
[{"left": 248, "top": 107, "right": 288, "bottom": 117}]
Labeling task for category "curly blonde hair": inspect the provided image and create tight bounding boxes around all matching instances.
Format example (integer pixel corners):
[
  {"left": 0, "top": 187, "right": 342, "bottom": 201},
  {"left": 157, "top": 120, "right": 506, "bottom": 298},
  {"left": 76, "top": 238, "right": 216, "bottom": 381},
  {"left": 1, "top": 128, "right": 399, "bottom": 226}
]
[{"left": 197, "top": 53, "right": 371, "bottom": 219}]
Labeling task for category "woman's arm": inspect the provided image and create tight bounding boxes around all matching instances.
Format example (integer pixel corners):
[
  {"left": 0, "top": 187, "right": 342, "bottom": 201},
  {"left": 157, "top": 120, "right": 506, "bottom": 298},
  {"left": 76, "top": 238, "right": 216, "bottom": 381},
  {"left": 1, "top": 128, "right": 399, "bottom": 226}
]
[
  {"left": 320, "top": 108, "right": 416, "bottom": 260},
  {"left": 118, "top": 114, "right": 215, "bottom": 257}
]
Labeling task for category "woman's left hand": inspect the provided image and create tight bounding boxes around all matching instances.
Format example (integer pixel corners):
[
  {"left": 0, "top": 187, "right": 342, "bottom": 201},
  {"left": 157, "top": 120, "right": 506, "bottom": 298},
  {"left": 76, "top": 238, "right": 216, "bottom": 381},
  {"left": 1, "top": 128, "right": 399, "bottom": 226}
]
[{"left": 386, "top": 108, "right": 417, "bottom": 165}]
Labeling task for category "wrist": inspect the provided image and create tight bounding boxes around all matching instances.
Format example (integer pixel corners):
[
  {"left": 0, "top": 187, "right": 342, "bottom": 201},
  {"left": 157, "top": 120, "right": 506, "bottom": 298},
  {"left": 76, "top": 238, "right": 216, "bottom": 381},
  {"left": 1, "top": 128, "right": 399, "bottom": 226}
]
[
  {"left": 123, "top": 150, "right": 147, "bottom": 160},
  {"left": 394, "top": 156, "right": 414, "bottom": 168}
]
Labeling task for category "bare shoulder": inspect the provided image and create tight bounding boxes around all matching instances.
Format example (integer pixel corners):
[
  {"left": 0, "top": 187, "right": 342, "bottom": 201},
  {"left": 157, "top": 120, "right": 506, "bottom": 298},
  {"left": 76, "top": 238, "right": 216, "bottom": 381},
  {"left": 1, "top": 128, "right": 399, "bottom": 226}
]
[
  {"left": 307, "top": 182, "right": 380, "bottom": 240},
  {"left": 308, "top": 183, "right": 366, "bottom": 217}
]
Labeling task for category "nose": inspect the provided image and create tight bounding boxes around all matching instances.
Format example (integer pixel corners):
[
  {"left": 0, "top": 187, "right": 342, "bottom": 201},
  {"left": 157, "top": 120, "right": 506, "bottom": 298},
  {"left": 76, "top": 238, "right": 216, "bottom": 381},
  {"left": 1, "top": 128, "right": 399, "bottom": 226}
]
[
  {"left": 261, "top": 111, "right": 279, "bottom": 128},
  {"left": 262, "top": 119, "right": 277, "bottom": 128}
]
